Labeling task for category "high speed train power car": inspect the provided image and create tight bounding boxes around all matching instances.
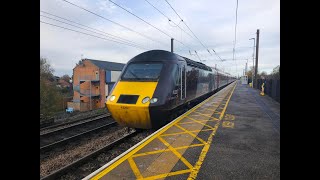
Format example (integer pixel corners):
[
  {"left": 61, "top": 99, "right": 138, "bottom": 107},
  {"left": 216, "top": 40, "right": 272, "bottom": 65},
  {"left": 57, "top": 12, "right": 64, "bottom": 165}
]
[{"left": 106, "top": 50, "right": 236, "bottom": 129}]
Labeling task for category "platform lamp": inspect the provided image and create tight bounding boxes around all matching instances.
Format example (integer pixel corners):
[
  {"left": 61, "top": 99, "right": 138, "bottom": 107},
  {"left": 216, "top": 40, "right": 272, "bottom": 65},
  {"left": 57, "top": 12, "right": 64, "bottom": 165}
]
[{"left": 249, "top": 38, "right": 255, "bottom": 87}]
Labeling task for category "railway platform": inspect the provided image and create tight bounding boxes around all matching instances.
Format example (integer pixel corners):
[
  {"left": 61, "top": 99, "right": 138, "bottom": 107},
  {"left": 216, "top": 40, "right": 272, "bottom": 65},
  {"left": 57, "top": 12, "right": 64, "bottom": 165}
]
[{"left": 84, "top": 80, "right": 280, "bottom": 180}]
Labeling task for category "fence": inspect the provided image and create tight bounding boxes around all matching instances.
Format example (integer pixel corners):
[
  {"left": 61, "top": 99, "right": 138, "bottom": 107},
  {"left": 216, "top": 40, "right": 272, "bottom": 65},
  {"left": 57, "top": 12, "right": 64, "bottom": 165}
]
[{"left": 255, "top": 79, "right": 280, "bottom": 103}]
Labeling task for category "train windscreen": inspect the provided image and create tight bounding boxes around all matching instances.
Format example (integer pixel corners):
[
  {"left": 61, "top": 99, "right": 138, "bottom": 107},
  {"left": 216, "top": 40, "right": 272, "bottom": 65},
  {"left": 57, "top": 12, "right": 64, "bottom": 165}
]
[{"left": 121, "top": 63, "right": 163, "bottom": 81}]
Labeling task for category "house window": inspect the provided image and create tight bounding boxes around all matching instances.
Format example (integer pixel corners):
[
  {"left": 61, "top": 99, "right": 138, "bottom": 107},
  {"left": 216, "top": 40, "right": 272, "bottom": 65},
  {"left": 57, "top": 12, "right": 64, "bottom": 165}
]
[{"left": 95, "top": 71, "right": 99, "bottom": 80}]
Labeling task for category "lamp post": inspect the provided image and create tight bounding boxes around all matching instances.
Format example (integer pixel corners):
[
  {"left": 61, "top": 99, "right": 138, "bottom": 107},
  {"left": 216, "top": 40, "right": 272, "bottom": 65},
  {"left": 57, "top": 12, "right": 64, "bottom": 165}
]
[
  {"left": 249, "top": 38, "right": 255, "bottom": 87},
  {"left": 245, "top": 59, "right": 248, "bottom": 74}
]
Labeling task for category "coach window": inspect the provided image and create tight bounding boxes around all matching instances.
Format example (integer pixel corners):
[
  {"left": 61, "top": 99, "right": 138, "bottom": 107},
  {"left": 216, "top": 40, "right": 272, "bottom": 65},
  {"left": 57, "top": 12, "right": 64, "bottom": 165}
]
[{"left": 174, "top": 65, "right": 181, "bottom": 87}]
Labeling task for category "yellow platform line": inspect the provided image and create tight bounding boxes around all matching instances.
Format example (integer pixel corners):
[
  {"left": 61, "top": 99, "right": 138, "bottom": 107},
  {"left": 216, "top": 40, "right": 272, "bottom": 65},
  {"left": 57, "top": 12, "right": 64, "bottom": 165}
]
[
  {"left": 175, "top": 124, "right": 207, "bottom": 145},
  {"left": 161, "top": 129, "right": 212, "bottom": 137},
  {"left": 132, "top": 143, "right": 205, "bottom": 158},
  {"left": 128, "top": 157, "right": 143, "bottom": 179},
  {"left": 143, "top": 169, "right": 191, "bottom": 180},
  {"left": 158, "top": 136, "right": 194, "bottom": 169},
  {"left": 188, "top": 82, "right": 237, "bottom": 180},
  {"left": 185, "top": 116, "right": 215, "bottom": 130}
]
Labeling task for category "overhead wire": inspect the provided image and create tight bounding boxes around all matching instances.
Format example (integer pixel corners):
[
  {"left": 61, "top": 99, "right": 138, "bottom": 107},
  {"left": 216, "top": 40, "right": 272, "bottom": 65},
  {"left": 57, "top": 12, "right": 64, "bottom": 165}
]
[
  {"left": 60, "top": 0, "right": 167, "bottom": 47},
  {"left": 108, "top": 0, "right": 192, "bottom": 50},
  {"left": 144, "top": 0, "right": 195, "bottom": 43},
  {"left": 40, "top": 14, "right": 148, "bottom": 49},
  {"left": 164, "top": 0, "right": 227, "bottom": 62},
  {"left": 40, "top": 10, "right": 147, "bottom": 48},
  {"left": 40, "top": 20, "right": 148, "bottom": 50}
]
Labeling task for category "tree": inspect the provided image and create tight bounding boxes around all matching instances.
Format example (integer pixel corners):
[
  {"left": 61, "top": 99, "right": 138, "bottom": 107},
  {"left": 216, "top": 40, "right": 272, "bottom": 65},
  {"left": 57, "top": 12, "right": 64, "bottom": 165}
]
[
  {"left": 61, "top": 74, "right": 71, "bottom": 83},
  {"left": 245, "top": 66, "right": 255, "bottom": 79},
  {"left": 40, "top": 57, "right": 54, "bottom": 82},
  {"left": 59, "top": 74, "right": 73, "bottom": 95},
  {"left": 40, "top": 79, "right": 62, "bottom": 116},
  {"left": 40, "top": 57, "right": 63, "bottom": 117},
  {"left": 270, "top": 65, "right": 280, "bottom": 79},
  {"left": 258, "top": 71, "right": 268, "bottom": 79}
]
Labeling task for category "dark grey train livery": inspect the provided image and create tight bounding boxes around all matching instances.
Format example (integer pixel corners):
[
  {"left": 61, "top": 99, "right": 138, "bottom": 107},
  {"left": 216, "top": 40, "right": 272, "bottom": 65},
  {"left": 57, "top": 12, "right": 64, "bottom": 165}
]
[{"left": 106, "top": 50, "right": 236, "bottom": 129}]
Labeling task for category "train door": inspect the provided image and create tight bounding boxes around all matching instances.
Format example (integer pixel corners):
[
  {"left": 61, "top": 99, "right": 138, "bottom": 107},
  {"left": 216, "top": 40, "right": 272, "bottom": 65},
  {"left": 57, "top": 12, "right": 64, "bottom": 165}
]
[
  {"left": 209, "top": 74, "right": 213, "bottom": 91},
  {"left": 216, "top": 73, "right": 219, "bottom": 89},
  {"left": 181, "top": 65, "right": 186, "bottom": 100}
]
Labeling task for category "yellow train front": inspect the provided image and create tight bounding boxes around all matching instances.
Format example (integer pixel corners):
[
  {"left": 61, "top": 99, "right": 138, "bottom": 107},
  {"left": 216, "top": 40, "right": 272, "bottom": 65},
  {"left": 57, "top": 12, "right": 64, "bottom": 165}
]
[{"left": 106, "top": 50, "right": 236, "bottom": 129}]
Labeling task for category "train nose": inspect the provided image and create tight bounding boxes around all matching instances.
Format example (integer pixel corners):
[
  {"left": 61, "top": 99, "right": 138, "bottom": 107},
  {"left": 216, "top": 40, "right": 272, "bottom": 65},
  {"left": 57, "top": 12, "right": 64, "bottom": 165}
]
[
  {"left": 107, "top": 95, "right": 152, "bottom": 129},
  {"left": 106, "top": 81, "right": 158, "bottom": 129}
]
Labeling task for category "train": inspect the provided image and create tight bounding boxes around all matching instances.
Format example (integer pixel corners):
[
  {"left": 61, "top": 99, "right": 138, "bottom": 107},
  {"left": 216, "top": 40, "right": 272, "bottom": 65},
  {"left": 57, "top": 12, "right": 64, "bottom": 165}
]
[{"left": 106, "top": 50, "right": 236, "bottom": 129}]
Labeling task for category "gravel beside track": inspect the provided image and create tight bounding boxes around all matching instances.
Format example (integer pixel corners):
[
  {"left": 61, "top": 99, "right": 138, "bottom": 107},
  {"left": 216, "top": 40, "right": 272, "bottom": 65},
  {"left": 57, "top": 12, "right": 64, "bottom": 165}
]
[{"left": 40, "top": 128, "right": 155, "bottom": 179}]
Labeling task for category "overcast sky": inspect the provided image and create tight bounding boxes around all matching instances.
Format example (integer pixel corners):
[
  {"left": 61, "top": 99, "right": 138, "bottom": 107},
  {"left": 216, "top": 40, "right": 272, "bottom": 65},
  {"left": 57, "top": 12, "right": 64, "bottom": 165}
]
[{"left": 40, "top": 0, "right": 279, "bottom": 77}]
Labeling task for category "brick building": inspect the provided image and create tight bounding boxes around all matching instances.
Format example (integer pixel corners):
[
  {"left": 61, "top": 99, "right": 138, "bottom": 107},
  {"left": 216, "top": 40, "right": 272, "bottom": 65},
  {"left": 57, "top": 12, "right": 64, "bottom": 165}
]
[{"left": 68, "top": 59, "right": 125, "bottom": 111}]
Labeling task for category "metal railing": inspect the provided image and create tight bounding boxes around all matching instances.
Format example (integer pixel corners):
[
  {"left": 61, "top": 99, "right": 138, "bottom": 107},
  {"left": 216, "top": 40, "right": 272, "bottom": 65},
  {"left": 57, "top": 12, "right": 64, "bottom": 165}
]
[{"left": 79, "top": 75, "right": 99, "bottom": 81}]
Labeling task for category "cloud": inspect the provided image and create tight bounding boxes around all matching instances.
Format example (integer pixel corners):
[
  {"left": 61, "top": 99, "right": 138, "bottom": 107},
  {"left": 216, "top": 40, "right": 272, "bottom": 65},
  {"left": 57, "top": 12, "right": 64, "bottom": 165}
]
[{"left": 40, "top": 0, "right": 279, "bottom": 77}]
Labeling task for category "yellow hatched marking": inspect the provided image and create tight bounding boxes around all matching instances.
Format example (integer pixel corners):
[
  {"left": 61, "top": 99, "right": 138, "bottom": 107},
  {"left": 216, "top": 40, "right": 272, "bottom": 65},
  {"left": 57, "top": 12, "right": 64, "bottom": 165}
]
[
  {"left": 91, "top": 95, "right": 213, "bottom": 180},
  {"left": 188, "top": 82, "right": 237, "bottom": 180},
  {"left": 192, "top": 111, "right": 219, "bottom": 119},
  {"left": 196, "top": 110, "right": 215, "bottom": 115},
  {"left": 91, "top": 119, "right": 187, "bottom": 179},
  {"left": 178, "top": 119, "right": 217, "bottom": 125},
  {"left": 90, "top": 83, "right": 235, "bottom": 180},
  {"left": 158, "top": 137, "right": 193, "bottom": 169},
  {"left": 161, "top": 129, "right": 212, "bottom": 137},
  {"left": 196, "top": 113, "right": 211, "bottom": 116},
  {"left": 143, "top": 169, "right": 191, "bottom": 180},
  {"left": 178, "top": 121, "right": 201, "bottom": 125},
  {"left": 217, "top": 107, "right": 225, "bottom": 111},
  {"left": 175, "top": 124, "right": 207, "bottom": 145},
  {"left": 210, "top": 102, "right": 220, "bottom": 104},
  {"left": 132, "top": 144, "right": 205, "bottom": 158},
  {"left": 204, "top": 104, "right": 219, "bottom": 107},
  {"left": 185, "top": 116, "right": 215, "bottom": 130},
  {"left": 203, "top": 107, "right": 217, "bottom": 112},
  {"left": 128, "top": 157, "right": 143, "bottom": 179},
  {"left": 188, "top": 114, "right": 218, "bottom": 120}
]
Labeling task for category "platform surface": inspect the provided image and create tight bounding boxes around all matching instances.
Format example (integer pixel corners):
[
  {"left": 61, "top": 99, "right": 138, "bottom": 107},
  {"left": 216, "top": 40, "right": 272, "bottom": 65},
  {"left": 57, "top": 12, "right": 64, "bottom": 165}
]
[{"left": 85, "top": 81, "right": 280, "bottom": 180}]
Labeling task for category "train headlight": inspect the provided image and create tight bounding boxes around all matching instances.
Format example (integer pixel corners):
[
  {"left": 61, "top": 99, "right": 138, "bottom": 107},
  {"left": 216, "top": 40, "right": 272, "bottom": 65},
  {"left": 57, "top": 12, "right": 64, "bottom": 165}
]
[
  {"left": 142, "top": 97, "right": 150, "bottom": 104},
  {"left": 110, "top": 95, "right": 116, "bottom": 101},
  {"left": 150, "top": 98, "right": 158, "bottom": 103}
]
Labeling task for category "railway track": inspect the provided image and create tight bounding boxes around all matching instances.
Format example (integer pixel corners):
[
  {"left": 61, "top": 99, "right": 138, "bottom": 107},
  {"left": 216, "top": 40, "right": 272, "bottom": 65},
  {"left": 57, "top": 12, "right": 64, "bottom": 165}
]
[
  {"left": 40, "top": 129, "right": 154, "bottom": 180},
  {"left": 40, "top": 115, "right": 114, "bottom": 154},
  {"left": 40, "top": 114, "right": 109, "bottom": 134}
]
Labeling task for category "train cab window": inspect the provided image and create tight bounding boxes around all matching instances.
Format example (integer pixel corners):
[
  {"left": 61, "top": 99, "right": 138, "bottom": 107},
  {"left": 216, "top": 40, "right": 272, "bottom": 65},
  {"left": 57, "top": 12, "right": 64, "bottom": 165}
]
[{"left": 121, "top": 63, "right": 163, "bottom": 81}]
